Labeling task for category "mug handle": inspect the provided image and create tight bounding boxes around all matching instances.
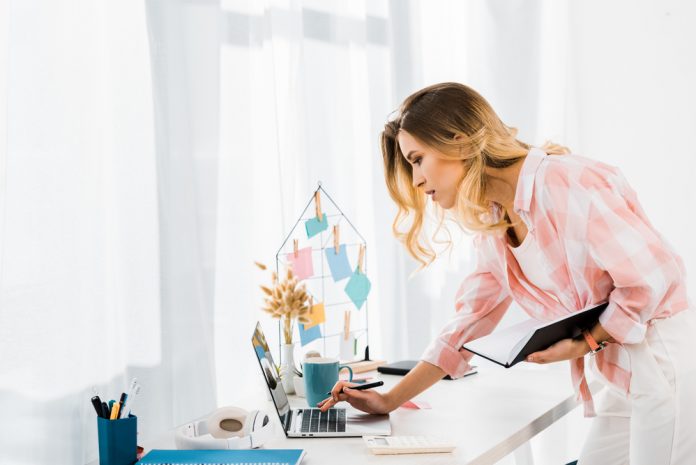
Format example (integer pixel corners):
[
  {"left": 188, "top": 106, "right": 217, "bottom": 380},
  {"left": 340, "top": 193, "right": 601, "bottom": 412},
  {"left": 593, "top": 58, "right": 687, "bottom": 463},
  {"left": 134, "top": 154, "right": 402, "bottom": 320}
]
[{"left": 338, "top": 365, "right": 353, "bottom": 382}]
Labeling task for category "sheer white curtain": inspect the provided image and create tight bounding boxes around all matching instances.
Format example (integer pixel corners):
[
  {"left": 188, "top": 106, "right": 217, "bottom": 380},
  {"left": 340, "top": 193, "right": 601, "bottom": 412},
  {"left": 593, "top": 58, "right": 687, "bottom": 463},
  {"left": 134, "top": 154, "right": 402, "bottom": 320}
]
[
  {"left": 0, "top": 1, "right": 217, "bottom": 464},
  {"left": 2, "top": 0, "right": 695, "bottom": 464},
  {"left": 213, "top": 0, "right": 404, "bottom": 405}
]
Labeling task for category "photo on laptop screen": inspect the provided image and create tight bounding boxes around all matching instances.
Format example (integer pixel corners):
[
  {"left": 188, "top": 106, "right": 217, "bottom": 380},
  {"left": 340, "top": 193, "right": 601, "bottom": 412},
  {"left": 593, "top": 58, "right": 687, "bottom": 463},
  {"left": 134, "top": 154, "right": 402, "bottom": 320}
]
[{"left": 252, "top": 323, "right": 290, "bottom": 422}]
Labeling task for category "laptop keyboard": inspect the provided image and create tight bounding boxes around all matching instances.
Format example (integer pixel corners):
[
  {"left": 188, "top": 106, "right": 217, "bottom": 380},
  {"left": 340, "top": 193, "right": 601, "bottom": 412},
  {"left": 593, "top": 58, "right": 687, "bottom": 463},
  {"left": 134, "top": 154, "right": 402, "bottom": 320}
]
[{"left": 299, "top": 408, "right": 346, "bottom": 433}]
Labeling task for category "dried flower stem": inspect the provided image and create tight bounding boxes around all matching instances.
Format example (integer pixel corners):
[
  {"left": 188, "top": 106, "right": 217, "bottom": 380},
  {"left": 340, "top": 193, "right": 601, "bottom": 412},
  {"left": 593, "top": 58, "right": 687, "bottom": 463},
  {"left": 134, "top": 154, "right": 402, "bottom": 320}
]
[{"left": 255, "top": 261, "right": 312, "bottom": 344}]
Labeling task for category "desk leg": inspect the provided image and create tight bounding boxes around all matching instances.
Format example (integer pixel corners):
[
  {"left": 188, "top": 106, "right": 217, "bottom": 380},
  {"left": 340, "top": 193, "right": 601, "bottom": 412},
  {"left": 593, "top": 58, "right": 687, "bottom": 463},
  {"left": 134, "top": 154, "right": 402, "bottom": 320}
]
[{"left": 513, "top": 441, "right": 534, "bottom": 465}]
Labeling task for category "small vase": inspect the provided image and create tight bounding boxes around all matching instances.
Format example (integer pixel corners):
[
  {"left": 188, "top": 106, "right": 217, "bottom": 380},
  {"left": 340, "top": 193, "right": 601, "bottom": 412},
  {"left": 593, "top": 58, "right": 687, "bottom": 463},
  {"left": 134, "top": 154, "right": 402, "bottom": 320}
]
[{"left": 280, "top": 343, "right": 296, "bottom": 394}]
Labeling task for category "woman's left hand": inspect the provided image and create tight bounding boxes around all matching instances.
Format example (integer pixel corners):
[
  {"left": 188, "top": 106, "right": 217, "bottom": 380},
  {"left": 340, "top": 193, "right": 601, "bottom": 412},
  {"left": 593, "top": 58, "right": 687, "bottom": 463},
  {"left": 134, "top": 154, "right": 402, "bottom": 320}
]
[{"left": 526, "top": 338, "right": 590, "bottom": 364}]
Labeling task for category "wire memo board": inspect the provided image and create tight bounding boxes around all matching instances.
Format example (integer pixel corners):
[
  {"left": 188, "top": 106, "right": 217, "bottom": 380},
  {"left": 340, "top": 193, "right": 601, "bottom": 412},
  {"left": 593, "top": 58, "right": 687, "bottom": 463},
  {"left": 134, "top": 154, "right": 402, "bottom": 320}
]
[{"left": 275, "top": 183, "right": 372, "bottom": 365}]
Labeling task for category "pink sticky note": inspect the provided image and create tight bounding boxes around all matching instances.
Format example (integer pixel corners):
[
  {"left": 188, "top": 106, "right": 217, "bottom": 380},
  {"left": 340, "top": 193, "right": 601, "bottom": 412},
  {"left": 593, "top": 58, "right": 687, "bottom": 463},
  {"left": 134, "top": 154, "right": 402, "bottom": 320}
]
[
  {"left": 286, "top": 246, "right": 314, "bottom": 280},
  {"left": 401, "top": 399, "right": 431, "bottom": 409}
]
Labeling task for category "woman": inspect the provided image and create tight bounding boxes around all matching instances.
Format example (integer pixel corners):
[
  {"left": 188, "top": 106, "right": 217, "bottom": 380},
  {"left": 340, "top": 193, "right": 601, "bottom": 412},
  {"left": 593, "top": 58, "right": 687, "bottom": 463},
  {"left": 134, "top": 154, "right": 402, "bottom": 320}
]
[{"left": 318, "top": 83, "right": 696, "bottom": 464}]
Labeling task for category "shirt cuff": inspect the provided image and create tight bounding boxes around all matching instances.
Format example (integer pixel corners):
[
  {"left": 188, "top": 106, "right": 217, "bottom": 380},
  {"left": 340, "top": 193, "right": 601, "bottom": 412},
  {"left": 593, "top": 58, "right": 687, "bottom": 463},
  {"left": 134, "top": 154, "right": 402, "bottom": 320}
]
[
  {"left": 420, "top": 337, "right": 473, "bottom": 379},
  {"left": 598, "top": 301, "right": 647, "bottom": 345}
]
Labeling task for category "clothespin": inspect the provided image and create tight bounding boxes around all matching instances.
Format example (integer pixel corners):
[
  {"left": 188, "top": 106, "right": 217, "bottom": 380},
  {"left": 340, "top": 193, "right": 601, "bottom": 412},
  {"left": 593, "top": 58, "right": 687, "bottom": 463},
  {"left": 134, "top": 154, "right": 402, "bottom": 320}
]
[
  {"left": 293, "top": 239, "right": 299, "bottom": 258},
  {"left": 357, "top": 244, "right": 365, "bottom": 273},
  {"left": 314, "top": 190, "right": 322, "bottom": 220},
  {"left": 333, "top": 225, "right": 340, "bottom": 254},
  {"left": 343, "top": 311, "right": 350, "bottom": 341}
]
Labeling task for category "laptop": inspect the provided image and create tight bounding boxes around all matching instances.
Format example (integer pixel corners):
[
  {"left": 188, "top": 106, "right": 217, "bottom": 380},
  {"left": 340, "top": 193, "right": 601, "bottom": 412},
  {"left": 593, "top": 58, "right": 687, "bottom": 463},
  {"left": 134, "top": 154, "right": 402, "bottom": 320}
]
[{"left": 252, "top": 322, "right": 391, "bottom": 438}]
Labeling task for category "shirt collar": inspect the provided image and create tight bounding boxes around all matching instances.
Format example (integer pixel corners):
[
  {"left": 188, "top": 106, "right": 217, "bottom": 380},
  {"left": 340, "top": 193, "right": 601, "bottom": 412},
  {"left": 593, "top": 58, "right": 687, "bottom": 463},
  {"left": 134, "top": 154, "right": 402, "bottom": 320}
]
[{"left": 513, "top": 147, "right": 547, "bottom": 213}]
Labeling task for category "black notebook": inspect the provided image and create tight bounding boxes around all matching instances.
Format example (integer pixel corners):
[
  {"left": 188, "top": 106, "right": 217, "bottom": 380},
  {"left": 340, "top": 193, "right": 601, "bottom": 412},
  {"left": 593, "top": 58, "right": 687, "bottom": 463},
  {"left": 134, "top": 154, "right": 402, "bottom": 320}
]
[
  {"left": 377, "top": 360, "right": 477, "bottom": 380},
  {"left": 462, "top": 302, "right": 608, "bottom": 368}
]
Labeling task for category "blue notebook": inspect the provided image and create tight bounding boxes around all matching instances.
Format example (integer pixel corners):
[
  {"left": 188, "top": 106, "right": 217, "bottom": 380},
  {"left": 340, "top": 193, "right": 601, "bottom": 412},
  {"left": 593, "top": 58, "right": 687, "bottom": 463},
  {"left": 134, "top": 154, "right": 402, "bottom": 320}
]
[{"left": 137, "top": 449, "right": 305, "bottom": 465}]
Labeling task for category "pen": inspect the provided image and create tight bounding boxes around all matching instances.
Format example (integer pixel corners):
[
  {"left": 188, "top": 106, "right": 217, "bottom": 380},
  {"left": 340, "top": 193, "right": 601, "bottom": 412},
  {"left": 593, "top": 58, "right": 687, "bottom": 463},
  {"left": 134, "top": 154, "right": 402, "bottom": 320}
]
[
  {"left": 119, "top": 395, "right": 129, "bottom": 419},
  {"left": 91, "top": 396, "right": 105, "bottom": 418},
  {"left": 116, "top": 392, "right": 127, "bottom": 419},
  {"left": 120, "top": 378, "right": 138, "bottom": 419},
  {"left": 122, "top": 384, "right": 141, "bottom": 418},
  {"left": 110, "top": 402, "right": 121, "bottom": 420},
  {"left": 327, "top": 380, "right": 384, "bottom": 396},
  {"left": 101, "top": 401, "right": 110, "bottom": 419},
  {"left": 126, "top": 378, "right": 138, "bottom": 399}
]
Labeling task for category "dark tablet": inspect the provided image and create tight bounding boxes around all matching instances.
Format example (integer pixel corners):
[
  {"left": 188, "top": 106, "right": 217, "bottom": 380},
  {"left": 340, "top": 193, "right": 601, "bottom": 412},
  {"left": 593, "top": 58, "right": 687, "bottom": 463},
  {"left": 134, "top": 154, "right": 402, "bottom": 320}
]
[{"left": 377, "top": 360, "right": 477, "bottom": 380}]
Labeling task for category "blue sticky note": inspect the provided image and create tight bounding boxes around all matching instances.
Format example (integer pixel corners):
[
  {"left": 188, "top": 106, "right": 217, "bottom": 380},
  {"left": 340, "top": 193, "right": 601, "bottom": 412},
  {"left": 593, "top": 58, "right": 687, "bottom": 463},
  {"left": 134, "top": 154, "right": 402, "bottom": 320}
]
[
  {"left": 344, "top": 269, "right": 371, "bottom": 310},
  {"left": 305, "top": 213, "right": 328, "bottom": 238},
  {"left": 298, "top": 323, "right": 322, "bottom": 346},
  {"left": 324, "top": 244, "right": 352, "bottom": 281}
]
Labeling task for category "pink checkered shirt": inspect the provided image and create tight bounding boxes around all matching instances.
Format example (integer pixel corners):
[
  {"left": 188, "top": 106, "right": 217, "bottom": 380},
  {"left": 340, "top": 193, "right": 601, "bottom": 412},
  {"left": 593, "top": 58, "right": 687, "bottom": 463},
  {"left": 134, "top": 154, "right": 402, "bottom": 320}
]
[{"left": 421, "top": 148, "right": 692, "bottom": 416}]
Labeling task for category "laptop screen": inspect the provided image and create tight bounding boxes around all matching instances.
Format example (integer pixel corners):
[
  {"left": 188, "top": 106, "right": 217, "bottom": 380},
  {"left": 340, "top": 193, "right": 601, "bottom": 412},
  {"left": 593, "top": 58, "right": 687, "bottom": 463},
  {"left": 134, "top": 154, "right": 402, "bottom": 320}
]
[{"left": 251, "top": 322, "right": 291, "bottom": 431}]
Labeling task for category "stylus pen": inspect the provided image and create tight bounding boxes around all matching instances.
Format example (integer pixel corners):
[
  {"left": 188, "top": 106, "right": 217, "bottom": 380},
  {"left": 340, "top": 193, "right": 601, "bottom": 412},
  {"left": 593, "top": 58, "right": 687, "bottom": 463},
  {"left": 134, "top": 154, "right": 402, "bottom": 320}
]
[{"left": 327, "top": 380, "right": 384, "bottom": 396}]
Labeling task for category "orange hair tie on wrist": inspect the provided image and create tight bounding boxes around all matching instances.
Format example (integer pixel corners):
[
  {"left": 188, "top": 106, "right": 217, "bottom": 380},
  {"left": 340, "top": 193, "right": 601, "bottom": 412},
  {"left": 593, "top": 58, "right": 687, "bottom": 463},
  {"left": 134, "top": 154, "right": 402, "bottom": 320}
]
[{"left": 582, "top": 330, "right": 607, "bottom": 355}]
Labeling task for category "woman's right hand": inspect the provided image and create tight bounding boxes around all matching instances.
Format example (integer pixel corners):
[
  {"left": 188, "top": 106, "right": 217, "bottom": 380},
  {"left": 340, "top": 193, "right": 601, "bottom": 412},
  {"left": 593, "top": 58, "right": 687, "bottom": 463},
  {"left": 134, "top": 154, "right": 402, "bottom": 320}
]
[
  {"left": 316, "top": 380, "right": 393, "bottom": 414},
  {"left": 317, "top": 361, "right": 447, "bottom": 415}
]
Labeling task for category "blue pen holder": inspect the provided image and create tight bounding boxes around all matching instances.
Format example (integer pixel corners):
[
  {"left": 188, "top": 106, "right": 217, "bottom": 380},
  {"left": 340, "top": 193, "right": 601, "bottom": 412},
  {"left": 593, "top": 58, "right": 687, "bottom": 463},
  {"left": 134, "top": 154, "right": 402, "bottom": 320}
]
[{"left": 97, "top": 414, "right": 137, "bottom": 465}]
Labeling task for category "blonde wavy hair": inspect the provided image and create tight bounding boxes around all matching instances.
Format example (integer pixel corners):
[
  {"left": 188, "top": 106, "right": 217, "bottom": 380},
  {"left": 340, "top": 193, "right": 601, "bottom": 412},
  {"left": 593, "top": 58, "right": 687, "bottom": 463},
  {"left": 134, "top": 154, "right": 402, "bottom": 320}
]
[{"left": 380, "top": 82, "right": 569, "bottom": 268}]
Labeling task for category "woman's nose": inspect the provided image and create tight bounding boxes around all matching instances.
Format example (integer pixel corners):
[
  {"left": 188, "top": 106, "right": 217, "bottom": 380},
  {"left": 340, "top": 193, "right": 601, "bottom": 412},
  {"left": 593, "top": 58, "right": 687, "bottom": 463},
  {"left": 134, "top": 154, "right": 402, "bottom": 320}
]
[{"left": 412, "top": 172, "right": 425, "bottom": 188}]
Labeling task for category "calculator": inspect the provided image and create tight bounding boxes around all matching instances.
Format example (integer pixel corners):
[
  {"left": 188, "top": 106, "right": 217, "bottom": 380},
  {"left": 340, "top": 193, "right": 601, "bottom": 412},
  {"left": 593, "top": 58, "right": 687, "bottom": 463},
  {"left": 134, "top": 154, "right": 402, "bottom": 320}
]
[{"left": 363, "top": 435, "right": 456, "bottom": 455}]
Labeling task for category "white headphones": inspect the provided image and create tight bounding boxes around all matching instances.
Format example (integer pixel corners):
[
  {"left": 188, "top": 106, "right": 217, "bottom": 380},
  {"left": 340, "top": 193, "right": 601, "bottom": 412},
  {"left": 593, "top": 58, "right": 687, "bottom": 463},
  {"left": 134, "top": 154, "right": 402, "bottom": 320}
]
[{"left": 175, "top": 406, "right": 274, "bottom": 450}]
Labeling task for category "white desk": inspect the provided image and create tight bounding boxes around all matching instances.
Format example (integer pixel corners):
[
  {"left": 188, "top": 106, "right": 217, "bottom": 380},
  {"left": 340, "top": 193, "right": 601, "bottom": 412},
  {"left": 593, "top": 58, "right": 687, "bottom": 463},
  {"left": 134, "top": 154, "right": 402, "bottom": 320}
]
[{"left": 120, "top": 362, "right": 600, "bottom": 465}]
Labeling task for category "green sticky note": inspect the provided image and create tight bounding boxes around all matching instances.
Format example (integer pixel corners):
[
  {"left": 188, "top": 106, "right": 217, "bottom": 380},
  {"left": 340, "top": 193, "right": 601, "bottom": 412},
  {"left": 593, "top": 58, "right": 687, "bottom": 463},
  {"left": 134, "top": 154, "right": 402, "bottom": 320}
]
[
  {"left": 344, "top": 269, "right": 371, "bottom": 310},
  {"left": 305, "top": 213, "right": 328, "bottom": 238}
]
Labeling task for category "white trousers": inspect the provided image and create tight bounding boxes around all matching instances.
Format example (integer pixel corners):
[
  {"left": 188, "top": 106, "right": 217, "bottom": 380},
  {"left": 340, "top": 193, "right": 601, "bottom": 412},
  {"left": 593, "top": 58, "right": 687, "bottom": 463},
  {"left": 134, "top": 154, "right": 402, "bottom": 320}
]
[{"left": 578, "top": 308, "right": 696, "bottom": 465}]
